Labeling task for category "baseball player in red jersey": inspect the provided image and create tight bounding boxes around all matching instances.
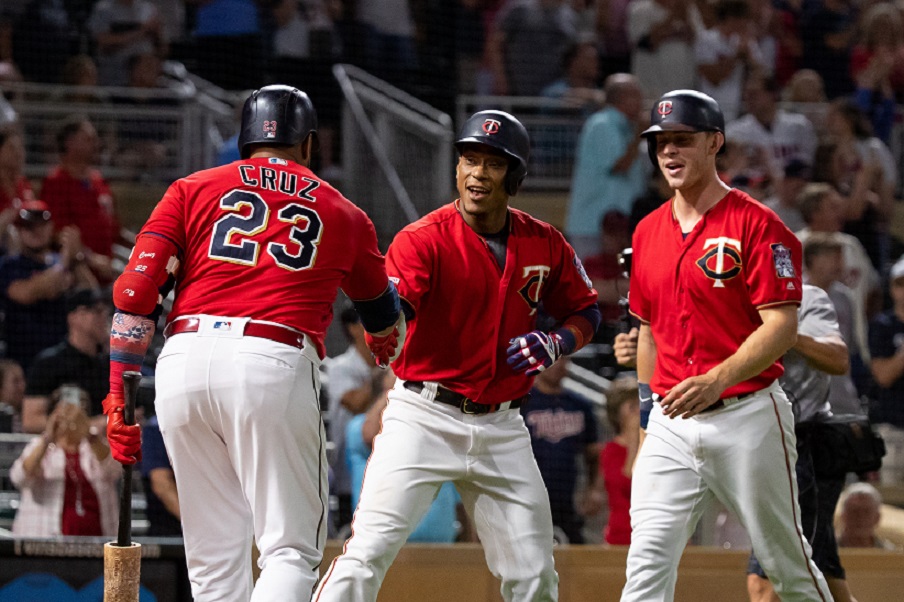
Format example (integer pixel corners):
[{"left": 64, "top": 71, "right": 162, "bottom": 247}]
[
  {"left": 313, "top": 111, "right": 601, "bottom": 602},
  {"left": 622, "top": 90, "right": 832, "bottom": 602},
  {"left": 102, "top": 85, "right": 404, "bottom": 602}
]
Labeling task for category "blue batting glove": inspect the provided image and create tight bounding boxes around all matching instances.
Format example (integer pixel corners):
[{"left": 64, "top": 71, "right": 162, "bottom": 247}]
[{"left": 506, "top": 331, "right": 566, "bottom": 376}]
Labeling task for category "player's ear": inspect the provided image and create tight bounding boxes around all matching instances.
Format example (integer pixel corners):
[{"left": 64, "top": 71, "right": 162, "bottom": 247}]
[{"left": 711, "top": 132, "right": 725, "bottom": 155}]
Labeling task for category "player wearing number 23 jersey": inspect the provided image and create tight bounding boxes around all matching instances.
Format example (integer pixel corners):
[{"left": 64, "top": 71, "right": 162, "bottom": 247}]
[{"left": 102, "top": 86, "right": 403, "bottom": 602}]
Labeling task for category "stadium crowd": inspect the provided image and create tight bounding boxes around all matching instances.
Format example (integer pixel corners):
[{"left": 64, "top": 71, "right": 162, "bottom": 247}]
[{"left": 0, "top": 0, "right": 902, "bottom": 562}]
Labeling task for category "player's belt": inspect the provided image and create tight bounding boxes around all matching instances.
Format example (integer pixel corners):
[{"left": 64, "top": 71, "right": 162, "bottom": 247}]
[
  {"left": 163, "top": 317, "right": 306, "bottom": 350},
  {"left": 701, "top": 390, "right": 757, "bottom": 413},
  {"left": 403, "top": 381, "right": 528, "bottom": 415}
]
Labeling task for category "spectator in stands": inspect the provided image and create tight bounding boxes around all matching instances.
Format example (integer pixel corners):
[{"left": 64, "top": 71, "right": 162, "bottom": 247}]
[
  {"left": 10, "top": 387, "right": 120, "bottom": 537},
  {"left": 694, "top": 0, "right": 767, "bottom": 121},
  {"left": 140, "top": 414, "right": 181, "bottom": 536},
  {"left": 783, "top": 67, "right": 829, "bottom": 130},
  {"left": 326, "top": 305, "right": 378, "bottom": 535},
  {"left": 346, "top": 369, "right": 469, "bottom": 543},
  {"left": 12, "top": 0, "right": 84, "bottom": 83},
  {"left": 566, "top": 73, "right": 647, "bottom": 259},
  {"left": 771, "top": 0, "right": 804, "bottom": 86},
  {"left": 725, "top": 72, "right": 818, "bottom": 185},
  {"left": 0, "top": 201, "right": 97, "bottom": 371},
  {"left": 191, "top": 0, "right": 263, "bottom": 90},
  {"left": 849, "top": 2, "right": 904, "bottom": 144},
  {"left": 56, "top": 55, "right": 104, "bottom": 104},
  {"left": 822, "top": 99, "right": 896, "bottom": 271},
  {"left": 800, "top": 0, "right": 857, "bottom": 99},
  {"left": 522, "top": 355, "right": 601, "bottom": 544},
  {"left": 21, "top": 287, "right": 111, "bottom": 434},
  {"left": 598, "top": 376, "right": 639, "bottom": 546},
  {"left": 357, "top": 0, "right": 418, "bottom": 87},
  {"left": 627, "top": 0, "right": 703, "bottom": 100},
  {"left": 836, "top": 482, "right": 900, "bottom": 550},
  {"left": 40, "top": 116, "right": 117, "bottom": 282},
  {"left": 87, "top": 0, "right": 164, "bottom": 87},
  {"left": 598, "top": 0, "right": 632, "bottom": 76},
  {"left": 112, "top": 52, "right": 177, "bottom": 177},
  {"left": 797, "top": 183, "right": 880, "bottom": 366},
  {"left": 763, "top": 159, "right": 812, "bottom": 233},
  {"left": 868, "top": 256, "right": 904, "bottom": 485},
  {"left": 487, "top": 0, "right": 578, "bottom": 96},
  {"left": 0, "top": 358, "right": 26, "bottom": 433},
  {"left": 582, "top": 210, "right": 632, "bottom": 354},
  {"left": 541, "top": 41, "right": 605, "bottom": 115},
  {"left": 0, "top": 126, "right": 34, "bottom": 253}
]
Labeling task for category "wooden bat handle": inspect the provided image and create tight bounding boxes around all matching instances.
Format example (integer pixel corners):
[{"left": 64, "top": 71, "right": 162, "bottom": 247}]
[{"left": 118, "top": 371, "right": 141, "bottom": 548}]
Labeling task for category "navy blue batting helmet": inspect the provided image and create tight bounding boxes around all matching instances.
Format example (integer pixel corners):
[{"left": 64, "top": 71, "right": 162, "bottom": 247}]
[
  {"left": 640, "top": 90, "right": 725, "bottom": 164},
  {"left": 455, "top": 110, "right": 530, "bottom": 196},
  {"left": 238, "top": 85, "right": 318, "bottom": 159}
]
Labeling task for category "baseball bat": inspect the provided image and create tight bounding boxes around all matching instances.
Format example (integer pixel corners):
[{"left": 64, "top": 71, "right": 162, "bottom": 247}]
[{"left": 104, "top": 370, "right": 143, "bottom": 602}]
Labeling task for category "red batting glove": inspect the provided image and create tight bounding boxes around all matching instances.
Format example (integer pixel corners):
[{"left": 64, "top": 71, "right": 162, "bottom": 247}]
[
  {"left": 103, "top": 393, "right": 142, "bottom": 465},
  {"left": 365, "top": 327, "right": 400, "bottom": 368}
]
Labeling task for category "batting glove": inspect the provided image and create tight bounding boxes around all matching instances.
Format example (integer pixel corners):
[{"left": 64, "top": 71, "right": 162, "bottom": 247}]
[
  {"left": 103, "top": 393, "right": 141, "bottom": 465},
  {"left": 365, "top": 316, "right": 407, "bottom": 369},
  {"left": 506, "top": 331, "right": 567, "bottom": 376}
]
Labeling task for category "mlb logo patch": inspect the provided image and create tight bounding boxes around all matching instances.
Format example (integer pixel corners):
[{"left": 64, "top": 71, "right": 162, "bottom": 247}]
[
  {"left": 213, "top": 321, "right": 233, "bottom": 331},
  {"left": 771, "top": 243, "right": 795, "bottom": 278}
]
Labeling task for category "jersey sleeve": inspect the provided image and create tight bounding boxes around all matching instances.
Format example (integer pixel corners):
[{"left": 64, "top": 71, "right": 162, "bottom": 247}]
[
  {"left": 745, "top": 212, "right": 802, "bottom": 309},
  {"left": 385, "top": 228, "right": 433, "bottom": 313},
  {"left": 341, "top": 211, "right": 391, "bottom": 301},
  {"left": 540, "top": 231, "right": 598, "bottom": 319},
  {"left": 141, "top": 179, "right": 187, "bottom": 252},
  {"left": 628, "top": 228, "right": 651, "bottom": 323}
]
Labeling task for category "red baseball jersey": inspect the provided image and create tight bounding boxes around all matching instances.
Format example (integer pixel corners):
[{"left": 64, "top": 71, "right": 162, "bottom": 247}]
[
  {"left": 387, "top": 202, "right": 598, "bottom": 404},
  {"left": 41, "top": 166, "right": 119, "bottom": 257},
  {"left": 139, "top": 157, "right": 390, "bottom": 358},
  {"left": 629, "top": 189, "right": 802, "bottom": 398}
]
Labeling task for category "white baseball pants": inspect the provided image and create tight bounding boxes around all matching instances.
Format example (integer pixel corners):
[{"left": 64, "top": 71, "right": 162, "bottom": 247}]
[
  {"left": 314, "top": 379, "right": 559, "bottom": 602},
  {"left": 621, "top": 381, "right": 832, "bottom": 602},
  {"left": 154, "top": 316, "right": 328, "bottom": 602}
]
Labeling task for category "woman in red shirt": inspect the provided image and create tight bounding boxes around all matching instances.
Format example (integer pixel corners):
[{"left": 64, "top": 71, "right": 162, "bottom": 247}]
[{"left": 599, "top": 377, "right": 640, "bottom": 545}]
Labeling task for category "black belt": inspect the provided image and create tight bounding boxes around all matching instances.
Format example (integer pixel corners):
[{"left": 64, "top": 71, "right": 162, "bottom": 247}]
[
  {"left": 700, "top": 390, "right": 757, "bottom": 413},
  {"left": 403, "top": 381, "right": 528, "bottom": 415}
]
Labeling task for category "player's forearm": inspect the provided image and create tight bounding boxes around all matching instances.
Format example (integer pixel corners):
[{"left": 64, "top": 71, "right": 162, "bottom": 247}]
[
  {"left": 795, "top": 334, "right": 849, "bottom": 375},
  {"left": 636, "top": 323, "right": 656, "bottom": 384},
  {"left": 109, "top": 312, "right": 156, "bottom": 396},
  {"left": 707, "top": 306, "right": 797, "bottom": 393}
]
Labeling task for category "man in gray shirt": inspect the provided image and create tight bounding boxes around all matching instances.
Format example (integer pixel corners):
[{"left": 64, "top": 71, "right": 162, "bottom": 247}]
[{"left": 747, "top": 284, "right": 859, "bottom": 602}]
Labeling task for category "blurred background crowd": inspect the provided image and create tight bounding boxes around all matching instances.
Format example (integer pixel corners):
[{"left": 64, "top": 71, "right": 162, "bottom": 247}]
[{"left": 0, "top": 0, "right": 903, "bottom": 556}]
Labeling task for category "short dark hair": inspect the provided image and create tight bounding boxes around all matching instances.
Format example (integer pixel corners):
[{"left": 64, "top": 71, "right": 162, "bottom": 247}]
[
  {"left": 56, "top": 115, "right": 91, "bottom": 155},
  {"left": 797, "top": 182, "right": 835, "bottom": 225},
  {"left": 605, "top": 377, "right": 638, "bottom": 435},
  {"left": 803, "top": 232, "right": 843, "bottom": 269}
]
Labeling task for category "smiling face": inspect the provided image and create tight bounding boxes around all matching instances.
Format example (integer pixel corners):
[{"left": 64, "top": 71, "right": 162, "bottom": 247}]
[
  {"left": 652, "top": 129, "right": 723, "bottom": 192},
  {"left": 455, "top": 144, "right": 511, "bottom": 232}
]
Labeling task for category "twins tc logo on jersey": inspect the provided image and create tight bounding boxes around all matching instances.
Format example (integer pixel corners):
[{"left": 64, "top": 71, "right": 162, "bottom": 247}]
[
  {"left": 519, "top": 265, "right": 551, "bottom": 315},
  {"left": 696, "top": 237, "right": 742, "bottom": 288},
  {"left": 483, "top": 119, "right": 501, "bottom": 134},
  {"left": 771, "top": 243, "right": 796, "bottom": 279},
  {"left": 263, "top": 121, "right": 277, "bottom": 139}
]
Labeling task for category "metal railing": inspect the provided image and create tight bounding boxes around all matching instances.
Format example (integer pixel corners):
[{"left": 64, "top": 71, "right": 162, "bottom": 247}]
[
  {"left": 0, "top": 66, "right": 235, "bottom": 183},
  {"left": 334, "top": 63, "right": 454, "bottom": 248}
]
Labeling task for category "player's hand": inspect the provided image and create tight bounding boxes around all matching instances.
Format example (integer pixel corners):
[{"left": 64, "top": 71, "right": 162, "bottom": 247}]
[
  {"left": 365, "top": 316, "right": 406, "bottom": 369},
  {"left": 102, "top": 393, "right": 142, "bottom": 465},
  {"left": 506, "top": 331, "right": 566, "bottom": 376},
  {"left": 660, "top": 373, "right": 724, "bottom": 419},
  {"left": 613, "top": 328, "right": 639, "bottom": 368}
]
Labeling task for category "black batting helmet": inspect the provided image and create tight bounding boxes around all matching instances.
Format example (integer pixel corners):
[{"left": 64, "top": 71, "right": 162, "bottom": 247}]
[
  {"left": 640, "top": 90, "right": 725, "bottom": 164},
  {"left": 455, "top": 110, "right": 530, "bottom": 196},
  {"left": 238, "top": 85, "right": 318, "bottom": 159}
]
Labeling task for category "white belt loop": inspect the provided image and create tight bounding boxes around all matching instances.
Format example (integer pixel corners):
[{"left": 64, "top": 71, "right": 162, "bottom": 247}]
[{"left": 421, "top": 381, "right": 438, "bottom": 402}]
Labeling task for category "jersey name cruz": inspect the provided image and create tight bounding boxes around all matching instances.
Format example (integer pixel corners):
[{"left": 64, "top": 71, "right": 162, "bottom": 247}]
[{"left": 238, "top": 164, "right": 320, "bottom": 200}]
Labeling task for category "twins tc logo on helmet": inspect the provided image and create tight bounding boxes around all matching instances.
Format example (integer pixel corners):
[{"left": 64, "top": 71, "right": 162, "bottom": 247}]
[
  {"left": 483, "top": 119, "right": 501, "bottom": 134},
  {"left": 696, "top": 237, "right": 742, "bottom": 288},
  {"left": 658, "top": 101, "right": 673, "bottom": 116},
  {"left": 263, "top": 121, "right": 277, "bottom": 139}
]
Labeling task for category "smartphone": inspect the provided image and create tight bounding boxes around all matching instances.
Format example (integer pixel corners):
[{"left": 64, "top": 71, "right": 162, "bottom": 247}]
[{"left": 60, "top": 385, "right": 81, "bottom": 406}]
